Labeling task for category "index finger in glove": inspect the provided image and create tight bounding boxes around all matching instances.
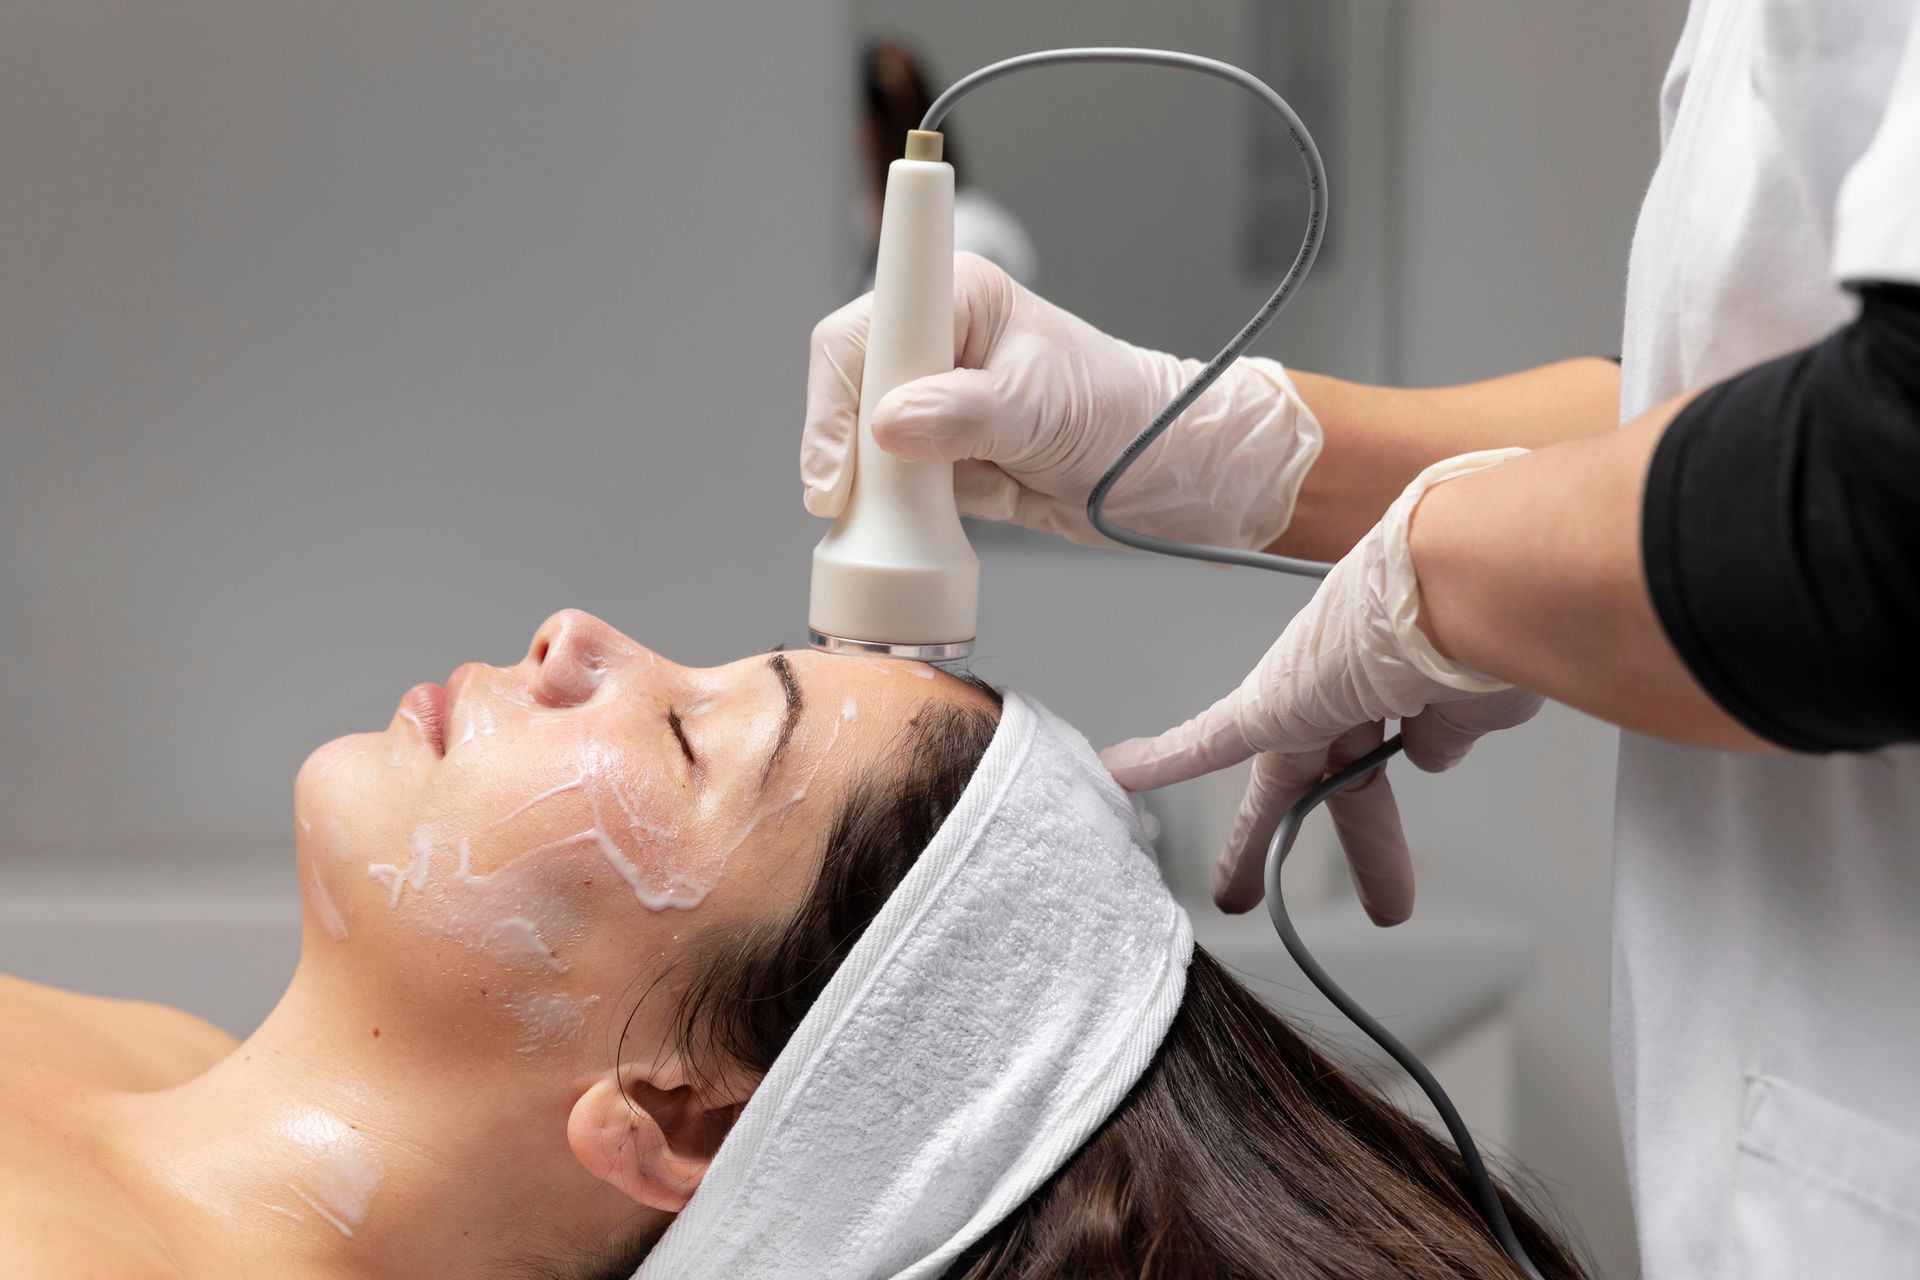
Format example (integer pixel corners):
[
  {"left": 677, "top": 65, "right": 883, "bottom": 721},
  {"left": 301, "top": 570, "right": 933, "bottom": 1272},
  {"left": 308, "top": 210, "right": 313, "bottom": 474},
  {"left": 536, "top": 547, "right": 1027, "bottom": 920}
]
[
  {"left": 1212, "top": 724, "right": 1413, "bottom": 924},
  {"left": 1100, "top": 693, "right": 1251, "bottom": 792},
  {"left": 1321, "top": 722, "right": 1415, "bottom": 926},
  {"left": 801, "top": 294, "right": 872, "bottom": 518},
  {"left": 1213, "top": 747, "right": 1331, "bottom": 914},
  {"left": 1398, "top": 687, "right": 1544, "bottom": 773}
]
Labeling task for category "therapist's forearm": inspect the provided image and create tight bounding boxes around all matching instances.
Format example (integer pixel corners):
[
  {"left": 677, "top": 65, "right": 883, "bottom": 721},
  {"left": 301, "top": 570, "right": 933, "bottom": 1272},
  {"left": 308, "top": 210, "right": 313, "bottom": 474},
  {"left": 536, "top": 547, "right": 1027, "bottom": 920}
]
[
  {"left": 1274, "top": 357, "right": 1622, "bottom": 561},
  {"left": 1406, "top": 395, "right": 1772, "bottom": 751}
]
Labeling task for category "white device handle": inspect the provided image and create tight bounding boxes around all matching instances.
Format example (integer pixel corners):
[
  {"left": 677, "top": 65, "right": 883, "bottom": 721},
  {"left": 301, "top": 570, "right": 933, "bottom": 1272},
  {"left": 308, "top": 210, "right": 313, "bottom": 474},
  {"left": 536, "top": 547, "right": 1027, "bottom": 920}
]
[{"left": 808, "top": 131, "right": 979, "bottom": 656}]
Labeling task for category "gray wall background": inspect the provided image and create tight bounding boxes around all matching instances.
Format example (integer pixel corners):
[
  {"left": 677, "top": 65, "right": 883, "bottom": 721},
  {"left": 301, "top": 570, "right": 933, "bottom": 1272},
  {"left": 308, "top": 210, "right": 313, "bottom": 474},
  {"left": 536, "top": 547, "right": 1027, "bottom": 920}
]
[{"left": 2, "top": 2, "right": 1685, "bottom": 1274}]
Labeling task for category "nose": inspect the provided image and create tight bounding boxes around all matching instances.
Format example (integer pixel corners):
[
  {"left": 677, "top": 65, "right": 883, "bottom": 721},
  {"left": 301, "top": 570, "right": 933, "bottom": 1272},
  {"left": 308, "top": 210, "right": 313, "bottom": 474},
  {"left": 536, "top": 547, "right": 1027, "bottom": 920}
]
[{"left": 527, "top": 608, "right": 653, "bottom": 706}]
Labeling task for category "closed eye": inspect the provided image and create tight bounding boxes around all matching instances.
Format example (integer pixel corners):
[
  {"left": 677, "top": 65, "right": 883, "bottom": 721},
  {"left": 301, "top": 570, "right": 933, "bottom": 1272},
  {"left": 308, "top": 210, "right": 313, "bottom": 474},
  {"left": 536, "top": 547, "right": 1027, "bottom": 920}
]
[{"left": 667, "top": 710, "right": 699, "bottom": 772}]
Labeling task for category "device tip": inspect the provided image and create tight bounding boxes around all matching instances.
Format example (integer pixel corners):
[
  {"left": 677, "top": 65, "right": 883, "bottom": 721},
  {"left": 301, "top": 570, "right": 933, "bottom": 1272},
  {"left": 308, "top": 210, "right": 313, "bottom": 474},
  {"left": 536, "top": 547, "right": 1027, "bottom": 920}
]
[
  {"left": 904, "top": 129, "right": 944, "bottom": 162},
  {"left": 807, "top": 629, "right": 972, "bottom": 663}
]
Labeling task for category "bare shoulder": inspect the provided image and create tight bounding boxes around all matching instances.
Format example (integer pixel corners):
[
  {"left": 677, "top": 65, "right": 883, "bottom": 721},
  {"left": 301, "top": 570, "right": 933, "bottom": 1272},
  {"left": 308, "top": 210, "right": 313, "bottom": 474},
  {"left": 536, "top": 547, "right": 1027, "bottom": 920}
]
[
  {"left": 0, "top": 973, "right": 237, "bottom": 1090},
  {"left": 0, "top": 980, "right": 226, "bottom": 1276},
  {"left": 0, "top": 1190, "right": 184, "bottom": 1279}
]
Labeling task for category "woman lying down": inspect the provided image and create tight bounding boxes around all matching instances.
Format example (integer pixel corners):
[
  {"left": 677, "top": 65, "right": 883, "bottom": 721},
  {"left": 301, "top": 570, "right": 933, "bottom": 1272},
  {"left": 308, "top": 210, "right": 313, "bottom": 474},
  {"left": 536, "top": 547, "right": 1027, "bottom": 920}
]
[{"left": 3, "top": 609, "right": 1584, "bottom": 1279}]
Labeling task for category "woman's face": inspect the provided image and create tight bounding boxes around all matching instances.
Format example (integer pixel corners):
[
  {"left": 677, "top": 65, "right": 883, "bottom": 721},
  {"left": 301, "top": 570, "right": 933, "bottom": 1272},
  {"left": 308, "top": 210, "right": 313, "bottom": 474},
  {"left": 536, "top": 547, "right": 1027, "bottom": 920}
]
[{"left": 292, "top": 608, "right": 981, "bottom": 1060}]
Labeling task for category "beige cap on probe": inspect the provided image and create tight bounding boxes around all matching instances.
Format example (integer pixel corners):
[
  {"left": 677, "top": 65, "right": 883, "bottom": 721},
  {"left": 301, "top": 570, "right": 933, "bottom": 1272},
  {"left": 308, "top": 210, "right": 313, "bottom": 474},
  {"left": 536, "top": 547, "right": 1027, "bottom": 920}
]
[{"left": 903, "top": 129, "right": 943, "bottom": 161}]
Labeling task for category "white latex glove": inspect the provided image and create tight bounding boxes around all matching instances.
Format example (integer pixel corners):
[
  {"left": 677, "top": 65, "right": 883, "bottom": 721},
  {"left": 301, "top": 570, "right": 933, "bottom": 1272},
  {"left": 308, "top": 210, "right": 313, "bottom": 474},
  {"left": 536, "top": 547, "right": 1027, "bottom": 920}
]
[
  {"left": 1100, "top": 450, "right": 1544, "bottom": 923},
  {"left": 802, "top": 253, "right": 1323, "bottom": 550}
]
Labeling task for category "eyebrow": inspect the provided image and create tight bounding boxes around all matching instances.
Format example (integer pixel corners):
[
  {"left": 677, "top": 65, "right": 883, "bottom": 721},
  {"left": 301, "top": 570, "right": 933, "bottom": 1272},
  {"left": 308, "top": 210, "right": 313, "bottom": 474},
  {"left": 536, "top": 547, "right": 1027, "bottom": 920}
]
[{"left": 761, "top": 653, "right": 804, "bottom": 786}]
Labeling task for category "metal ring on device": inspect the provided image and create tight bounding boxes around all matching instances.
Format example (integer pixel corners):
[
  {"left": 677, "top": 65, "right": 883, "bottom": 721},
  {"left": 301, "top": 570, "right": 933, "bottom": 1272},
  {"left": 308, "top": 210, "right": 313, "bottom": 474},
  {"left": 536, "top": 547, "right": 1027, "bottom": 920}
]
[{"left": 806, "top": 630, "right": 974, "bottom": 662}]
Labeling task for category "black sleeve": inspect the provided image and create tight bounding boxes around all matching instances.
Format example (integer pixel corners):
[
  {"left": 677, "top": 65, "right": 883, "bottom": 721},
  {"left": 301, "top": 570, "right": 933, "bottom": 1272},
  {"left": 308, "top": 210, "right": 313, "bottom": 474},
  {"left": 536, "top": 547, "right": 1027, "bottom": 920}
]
[{"left": 1641, "top": 283, "right": 1920, "bottom": 753}]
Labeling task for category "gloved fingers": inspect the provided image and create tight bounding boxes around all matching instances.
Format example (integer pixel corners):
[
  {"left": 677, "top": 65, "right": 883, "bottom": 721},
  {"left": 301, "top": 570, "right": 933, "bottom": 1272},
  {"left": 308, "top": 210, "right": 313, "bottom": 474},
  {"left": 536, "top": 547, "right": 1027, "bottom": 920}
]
[
  {"left": 1100, "top": 693, "right": 1252, "bottom": 792},
  {"left": 1399, "top": 687, "right": 1544, "bottom": 773},
  {"left": 1327, "top": 768, "right": 1414, "bottom": 926},
  {"left": 870, "top": 367, "right": 1022, "bottom": 464},
  {"left": 951, "top": 251, "right": 1019, "bottom": 367},
  {"left": 951, "top": 460, "right": 1022, "bottom": 523},
  {"left": 1213, "top": 748, "right": 1328, "bottom": 914},
  {"left": 801, "top": 294, "right": 872, "bottom": 518},
  {"left": 1321, "top": 723, "right": 1415, "bottom": 926}
]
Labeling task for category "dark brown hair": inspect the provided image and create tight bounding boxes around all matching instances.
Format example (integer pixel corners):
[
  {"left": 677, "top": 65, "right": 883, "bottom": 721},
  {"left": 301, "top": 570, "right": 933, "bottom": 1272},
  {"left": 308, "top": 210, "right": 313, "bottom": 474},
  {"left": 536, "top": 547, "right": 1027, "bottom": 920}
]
[
  {"left": 590, "top": 681, "right": 1584, "bottom": 1278},
  {"left": 946, "top": 946, "right": 1583, "bottom": 1278},
  {"left": 862, "top": 39, "right": 963, "bottom": 194}
]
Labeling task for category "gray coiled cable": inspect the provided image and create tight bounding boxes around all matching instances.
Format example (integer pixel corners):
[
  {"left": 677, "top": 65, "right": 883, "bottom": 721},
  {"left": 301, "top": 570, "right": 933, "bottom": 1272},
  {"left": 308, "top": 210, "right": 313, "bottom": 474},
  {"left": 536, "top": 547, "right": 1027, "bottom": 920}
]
[{"left": 926, "top": 48, "right": 1545, "bottom": 1279}]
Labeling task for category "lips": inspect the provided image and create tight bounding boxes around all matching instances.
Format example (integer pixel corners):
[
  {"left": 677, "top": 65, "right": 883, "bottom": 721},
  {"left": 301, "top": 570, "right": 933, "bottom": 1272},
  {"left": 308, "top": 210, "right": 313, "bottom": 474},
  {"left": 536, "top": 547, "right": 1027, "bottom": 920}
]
[
  {"left": 445, "top": 662, "right": 484, "bottom": 720},
  {"left": 400, "top": 682, "right": 448, "bottom": 756}
]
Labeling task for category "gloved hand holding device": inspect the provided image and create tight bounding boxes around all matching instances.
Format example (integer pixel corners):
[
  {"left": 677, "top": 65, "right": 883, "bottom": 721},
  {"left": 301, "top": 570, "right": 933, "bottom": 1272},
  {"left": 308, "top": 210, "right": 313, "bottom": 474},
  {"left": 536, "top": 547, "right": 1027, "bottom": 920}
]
[
  {"left": 802, "top": 252, "right": 1323, "bottom": 551},
  {"left": 1101, "top": 451, "right": 1544, "bottom": 921}
]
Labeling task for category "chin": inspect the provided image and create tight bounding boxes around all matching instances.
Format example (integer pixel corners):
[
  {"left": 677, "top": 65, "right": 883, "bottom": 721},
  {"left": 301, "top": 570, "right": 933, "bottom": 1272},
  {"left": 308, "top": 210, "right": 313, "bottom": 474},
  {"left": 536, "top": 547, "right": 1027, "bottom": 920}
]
[{"left": 294, "top": 732, "right": 383, "bottom": 824}]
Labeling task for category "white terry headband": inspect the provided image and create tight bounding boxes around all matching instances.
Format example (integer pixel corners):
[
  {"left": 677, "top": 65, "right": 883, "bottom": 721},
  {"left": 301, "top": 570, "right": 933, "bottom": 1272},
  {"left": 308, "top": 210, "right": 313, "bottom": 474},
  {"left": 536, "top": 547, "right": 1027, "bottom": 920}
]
[{"left": 636, "top": 691, "right": 1194, "bottom": 1279}]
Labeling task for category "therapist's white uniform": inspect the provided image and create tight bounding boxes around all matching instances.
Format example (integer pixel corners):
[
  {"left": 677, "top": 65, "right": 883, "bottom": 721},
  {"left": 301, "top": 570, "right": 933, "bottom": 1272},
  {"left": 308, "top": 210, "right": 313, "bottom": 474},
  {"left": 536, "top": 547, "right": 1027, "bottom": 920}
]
[{"left": 1616, "top": 0, "right": 1920, "bottom": 1274}]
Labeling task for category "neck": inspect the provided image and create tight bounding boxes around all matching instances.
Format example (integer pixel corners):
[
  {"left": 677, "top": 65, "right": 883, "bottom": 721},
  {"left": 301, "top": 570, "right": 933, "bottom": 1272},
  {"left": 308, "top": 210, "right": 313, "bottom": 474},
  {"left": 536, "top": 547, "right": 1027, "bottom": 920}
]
[{"left": 101, "top": 957, "right": 663, "bottom": 1279}]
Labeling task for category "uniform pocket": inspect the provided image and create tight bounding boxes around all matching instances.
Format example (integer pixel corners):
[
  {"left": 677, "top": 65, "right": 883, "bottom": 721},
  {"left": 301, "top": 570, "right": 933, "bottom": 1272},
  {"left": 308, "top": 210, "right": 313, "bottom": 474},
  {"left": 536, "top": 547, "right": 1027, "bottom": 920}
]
[{"left": 1720, "top": 1074, "right": 1920, "bottom": 1279}]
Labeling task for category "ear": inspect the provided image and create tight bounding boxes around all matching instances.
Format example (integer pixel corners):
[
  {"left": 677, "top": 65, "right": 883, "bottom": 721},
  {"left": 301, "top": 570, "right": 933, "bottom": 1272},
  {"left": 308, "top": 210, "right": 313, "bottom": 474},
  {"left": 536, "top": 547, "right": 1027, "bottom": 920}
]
[{"left": 566, "top": 1060, "right": 753, "bottom": 1212}]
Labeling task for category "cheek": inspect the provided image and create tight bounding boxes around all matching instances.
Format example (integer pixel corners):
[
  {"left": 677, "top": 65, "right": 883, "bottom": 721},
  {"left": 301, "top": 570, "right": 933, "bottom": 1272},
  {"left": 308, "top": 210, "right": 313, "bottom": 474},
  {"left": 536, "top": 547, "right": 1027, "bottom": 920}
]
[
  {"left": 298, "top": 718, "right": 722, "bottom": 1042},
  {"left": 436, "top": 718, "right": 715, "bottom": 914},
  {"left": 294, "top": 693, "right": 862, "bottom": 1059}
]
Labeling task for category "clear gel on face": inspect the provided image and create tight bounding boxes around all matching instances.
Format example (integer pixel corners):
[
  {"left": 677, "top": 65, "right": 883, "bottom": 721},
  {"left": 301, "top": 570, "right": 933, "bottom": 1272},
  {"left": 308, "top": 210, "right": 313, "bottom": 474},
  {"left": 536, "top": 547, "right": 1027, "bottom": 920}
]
[
  {"left": 366, "top": 823, "right": 582, "bottom": 975},
  {"left": 298, "top": 811, "right": 350, "bottom": 942},
  {"left": 502, "top": 990, "right": 601, "bottom": 1054}
]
